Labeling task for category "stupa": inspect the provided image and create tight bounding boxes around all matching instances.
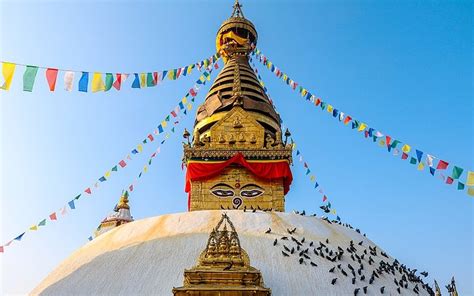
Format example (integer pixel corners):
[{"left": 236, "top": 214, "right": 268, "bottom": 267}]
[{"left": 32, "top": 1, "right": 437, "bottom": 295}]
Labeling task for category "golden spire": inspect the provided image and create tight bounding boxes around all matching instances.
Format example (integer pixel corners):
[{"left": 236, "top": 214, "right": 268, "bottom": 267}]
[
  {"left": 231, "top": 0, "right": 244, "bottom": 18},
  {"left": 117, "top": 190, "right": 130, "bottom": 210}
]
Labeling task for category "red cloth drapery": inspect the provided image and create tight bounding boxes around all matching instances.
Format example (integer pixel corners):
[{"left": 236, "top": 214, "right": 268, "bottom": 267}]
[{"left": 185, "top": 153, "right": 293, "bottom": 210}]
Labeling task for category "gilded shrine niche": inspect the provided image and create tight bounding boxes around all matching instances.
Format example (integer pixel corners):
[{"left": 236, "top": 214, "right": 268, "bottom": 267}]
[{"left": 172, "top": 213, "right": 271, "bottom": 296}]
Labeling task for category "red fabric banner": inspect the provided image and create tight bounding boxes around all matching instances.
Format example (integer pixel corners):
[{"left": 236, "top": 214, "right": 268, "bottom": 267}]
[
  {"left": 185, "top": 153, "right": 293, "bottom": 210},
  {"left": 46, "top": 68, "right": 58, "bottom": 91}
]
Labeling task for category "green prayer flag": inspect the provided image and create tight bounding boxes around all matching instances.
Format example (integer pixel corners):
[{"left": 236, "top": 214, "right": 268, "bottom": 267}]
[
  {"left": 38, "top": 219, "right": 46, "bottom": 226},
  {"left": 74, "top": 194, "right": 81, "bottom": 200},
  {"left": 457, "top": 182, "right": 465, "bottom": 190},
  {"left": 105, "top": 73, "right": 113, "bottom": 91},
  {"left": 391, "top": 140, "right": 401, "bottom": 149},
  {"left": 410, "top": 157, "right": 417, "bottom": 164},
  {"left": 452, "top": 166, "right": 463, "bottom": 179},
  {"left": 111, "top": 165, "right": 118, "bottom": 172},
  {"left": 23, "top": 65, "right": 38, "bottom": 92},
  {"left": 148, "top": 159, "right": 152, "bottom": 165},
  {"left": 165, "top": 115, "right": 170, "bottom": 121},
  {"left": 146, "top": 72, "right": 154, "bottom": 87}
]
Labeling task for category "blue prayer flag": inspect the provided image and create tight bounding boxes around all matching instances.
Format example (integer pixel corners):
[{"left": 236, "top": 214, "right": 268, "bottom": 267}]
[
  {"left": 78, "top": 72, "right": 89, "bottom": 92},
  {"left": 99, "top": 176, "right": 106, "bottom": 182},
  {"left": 429, "top": 167, "right": 436, "bottom": 176},
  {"left": 68, "top": 200, "right": 76, "bottom": 210},
  {"left": 416, "top": 150, "right": 423, "bottom": 163},
  {"left": 132, "top": 73, "right": 140, "bottom": 88},
  {"left": 158, "top": 125, "right": 164, "bottom": 133},
  {"left": 14, "top": 232, "right": 25, "bottom": 241},
  {"left": 131, "top": 149, "right": 139, "bottom": 154}
]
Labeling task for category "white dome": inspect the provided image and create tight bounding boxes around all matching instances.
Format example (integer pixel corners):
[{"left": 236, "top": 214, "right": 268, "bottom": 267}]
[{"left": 32, "top": 210, "right": 430, "bottom": 295}]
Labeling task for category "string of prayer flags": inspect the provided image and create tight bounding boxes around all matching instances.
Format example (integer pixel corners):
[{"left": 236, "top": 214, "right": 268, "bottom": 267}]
[
  {"left": 0, "top": 54, "right": 219, "bottom": 93},
  {"left": 253, "top": 48, "right": 471, "bottom": 196},
  {"left": 248, "top": 57, "right": 340, "bottom": 220},
  {"left": 0, "top": 55, "right": 220, "bottom": 254}
]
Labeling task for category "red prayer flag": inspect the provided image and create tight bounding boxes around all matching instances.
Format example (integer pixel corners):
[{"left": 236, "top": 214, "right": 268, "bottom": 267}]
[
  {"left": 176, "top": 68, "right": 182, "bottom": 79},
  {"left": 323, "top": 195, "right": 327, "bottom": 202},
  {"left": 46, "top": 68, "right": 59, "bottom": 91},
  {"left": 113, "top": 74, "right": 122, "bottom": 90},
  {"left": 147, "top": 134, "right": 154, "bottom": 141},
  {"left": 304, "top": 162, "right": 308, "bottom": 168},
  {"left": 364, "top": 130, "right": 369, "bottom": 138},
  {"left": 49, "top": 212, "right": 57, "bottom": 220},
  {"left": 437, "top": 160, "right": 449, "bottom": 170},
  {"left": 446, "top": 176, "right": 454, "bottom": 184},
  {"left": 315, "top": 98, "right": 321, "bottom": 106},
  {"left": 129, "top": 184, "right": 134, "bottom": 191},
  {"left": 343, "top": 116, "right": 352, "bottom": 125},
  {"left": 0, "top": 246, "right": 3, "bottom": 253},
  {"left": 84, "top": 187, "right": 92, "bottom": 194},
  {"left": 119, "top": 160, "right": 127, "bottom": 168},
  {"left": 401, "top": 152, "right": 408, "bottom": 160},
  {"left": 153, "top": 72, "right": 158, "bottom": 85},
  {"left": 190, "top": 88, "right": 197, "bottom": 97},
  {"left": 385, "top": 136, "right": 391, "bottom": 148},
  {"left": 151, "top": 152, "right": 157, "bottom": 158},
  {"left": 171, "top": 110, "right": 177, "bottom": 117}
]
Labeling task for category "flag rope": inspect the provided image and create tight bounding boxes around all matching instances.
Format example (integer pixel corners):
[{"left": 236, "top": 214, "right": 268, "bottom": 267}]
[
  {"left": 249, "top": 57, "right": 341, "bottom": 220},
  {"left": 1, "top": 57, "right": 221, "bottom": 253},
  {"left": 252, "top": 48, "right": 474, "bottom": 196},
  {"left": 0, "top": 53, "right": 219, "bottom": 92}
]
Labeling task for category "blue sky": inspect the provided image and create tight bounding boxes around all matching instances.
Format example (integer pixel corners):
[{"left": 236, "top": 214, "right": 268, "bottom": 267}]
[{"left": 0, "top": 0, "right": 472, "bottom": 294}]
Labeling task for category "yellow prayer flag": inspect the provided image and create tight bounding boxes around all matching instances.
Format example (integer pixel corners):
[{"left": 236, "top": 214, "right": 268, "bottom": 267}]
[
  {"left": 91, "top": 72, "right": 105, "bottom": 92},
  {"left": 140, "top": 73, "right": 146, "bottom": 88},
  {"left": 186, "top": 65, "right": 193, "bottom": 75},
  {"left": 327, "top": 105, "right": 333, "bottom": 113},
  {"left": 104, "top": 171, "right": 111, "bottom": 178},
  {"left": 331, "top": 209, "right": 337, "bottom": 215},
  {"left": 358, "top": 123, "right": 367, "bottom": 132},
  {"left": 162, "top": 120, "right": 167, "bottom": 128},
  {"left": 30, "top": 225, "right": 38, "bottom": 231},
  {"left": 402, "top": 144, "right": 411, "bottom": 153},
  {"left": 310, "top": 175, "right": 315, "bottom": 181},
  {"left": 182, "top": 97, "right": 187, "bottom": 104},
  {"left": 143, "top": 165, "right": 148, "bottom": 173},
  {"left": 137, "top": 144, "right": 143, "bottom": 153},
  {"left": 467, "top": 171, "right": 474, "bottom": 186},
  {"left": 1, "top": 62, "right": 16, "bottom": 90},
  {"left": 378, "top": 140, "right": 385, "bottom": 147},
  {"left": 468, "top": 187, "right": 474, "bottom": 197},
  {"left": 292, "top": 143, "right": 296, "bottom": 150},
  {"left": 187, "top": 103, "right": 192, "bottom": 110},
  {"left": 417, "top": 162, "right": 425, "bottom": 171}
]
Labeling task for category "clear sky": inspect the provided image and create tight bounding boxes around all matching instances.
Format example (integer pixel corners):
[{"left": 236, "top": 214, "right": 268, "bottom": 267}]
[{"left": 0, "top": 0, "right": 472, "bottom": 295}]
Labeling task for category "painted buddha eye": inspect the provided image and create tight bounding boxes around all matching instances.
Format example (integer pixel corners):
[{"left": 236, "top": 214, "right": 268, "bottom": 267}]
[
  {"left": 210, "top": 184, "right": 235, "bottom": 198},
  {"left": 239, "top": 184, "right": 264, "bottom": 198}
]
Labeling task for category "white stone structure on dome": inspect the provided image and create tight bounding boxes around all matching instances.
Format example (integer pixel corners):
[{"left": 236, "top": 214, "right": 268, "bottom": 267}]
[{"left": 33, "top": 210, "right": 431, "bottom": 295}]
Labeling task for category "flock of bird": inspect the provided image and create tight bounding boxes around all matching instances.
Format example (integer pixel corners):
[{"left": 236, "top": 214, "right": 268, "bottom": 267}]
[{"left": 224, "top": 206, "right": 436, "bottom": 295}]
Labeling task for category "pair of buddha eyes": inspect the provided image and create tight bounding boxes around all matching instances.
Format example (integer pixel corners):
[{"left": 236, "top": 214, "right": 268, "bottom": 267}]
[{"left": 210, "top": 184, "right": 264, "bottom": 198}]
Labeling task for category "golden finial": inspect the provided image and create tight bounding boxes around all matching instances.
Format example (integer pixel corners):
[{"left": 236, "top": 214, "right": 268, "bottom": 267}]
[
  {"left": 117, "top": 190, "right": 130, "bottom": 210},
  {"left": 231, "top": 0, "right": 244, "bottom": 18}
]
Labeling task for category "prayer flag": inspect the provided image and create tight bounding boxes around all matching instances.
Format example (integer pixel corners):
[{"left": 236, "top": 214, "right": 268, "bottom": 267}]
[
  {"left": 119, "top": 160, "right": 127, "bottom": 168},
  {"left": 113, "top": 73, "right": 122, "bottom": 90},
  {"left": 49, "top": 212, "right": 57, "bottom": 220},
  {"left": 105, "top": 171, "right": 111, "bottom": 178},
  {"left": 446, "top": 176, "right": 454, "bottom": 184},
  {"left": 137, "top": 144, "right": 143, "bottom": 152},
  {"left": 410, "top": 157, "right": 417, "bottom": 164},
  {"left": 23, "top": 65, "right": 38, "bottom": 92},
  {"left": 91, "top": 72, "right": 105, "bottom": 92},
  {"left": 38, "top": 219, "right": 46, "bottom": 226},
  {"left": 68, "top": 200, "right": 76, "bottom": 209},
  {"left": 401, "top": 152, "right": 408, "bottom": 160},
  {"left": 140, "top": 73, "right": 146, "bottom": 88},
  {"left": 88, "top": 236, "right": 93, "bottom": 241},
  {"left": 64, "top": 71, "right": 75, "bottom": 91},
  {"left": 327, "top": 104, "right": 333, "bottom": 113},
  {"left": 457, "top": 182, "right": 465, "bottom": 190},
  {"left": 343, "top": 116, "right": 352, "bottom": 125},
  {"left": 147, "top": 134, "right": 154, "bottom": 141},
  {"left": 0, "top": 246, "right": 3, "bottom": 253},
  {"left": 129, "top": 184, "right": 134, "bottom": 191},
  {"left": 426, "top": 154, "right": 435, "bottom": 167},
  {"left": 14, "top": 232, "right": 25, "bottom": 241},
  {"left": 153, "top": 71, "right": 159, "bottom": 84},
  {"left": 358, "top": 123, "right": 367, "bottom": 132},
  {"left": 167, "top": 69, "right": 176, "bottom": 80},
  {"left": 111, "top": 165, "right": 118, "bottom": 172},
  {"left": 190, "top": 88, "right": 197, "bottom": 97},
  {"left": 132, "top": 73, "right": 140, "bottom": 88},
  {"left": 452, "top": 166, "right": 463, "bottom": 179},
  {"left": 416, "top": 150, "right": 423, "bottom": 163},
  {"left": 105, "top": 73, "right": 114, "bottom": 91},
  {"left": 46, "top": 68, "right": 59, "bottom": 91},
  {"left": 436, "top": 160, "right": 449, "bottom": 170},
  {"left": 417, "top": 162, "right": 425, "bottom": 170},
  {"left": 390, "top": 140, "right": 401, "bottom": 149},
  {"left": 158, "top": 125, "right": 164, "bottom": 133},
  {"left": 467, "top": 171, "right": 474, "bottom": 186},
  {"left": 402, "top": 144, "right": 411, "bottom": 153},
  {"left": 314, "top": 182, "right": 319, "bottom": 188},
  {"left": 78, "top": 72, "right": 89, "bottom": 92},
  {"left": 0, "top": 62, "right": 16, "bottom": 90},
  {"left": 85, "top": 187, "right": 92, "bottom": 194},
  {"left": 30, "top": 225, "right": 38, "bottom": 231},
  {"left": 429, "top": 167, "right": 436, "bottom": 176},
  {"left": 74, "top": 194, "right": 81, "bottom": 200},
  {"left": 131, "top": 149, "right": 138, "bottom": 154},
  {"left": 323, "top": 195, "right": 327, "bottom": 202},
  {"left": 99, "top": 176, "right": 106, "bottom": 182},
  {"left": 315, "top": 98, "right": 321, "bottom": 106},
  {"left": 146, "top": 72, "right": 154, "bottom": 87},
  {"left": 468, "top": 187, "right": 474, "bottom": 197},
  {"left": 61, "top": 205, "right": 67, "bottom": 215}
]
